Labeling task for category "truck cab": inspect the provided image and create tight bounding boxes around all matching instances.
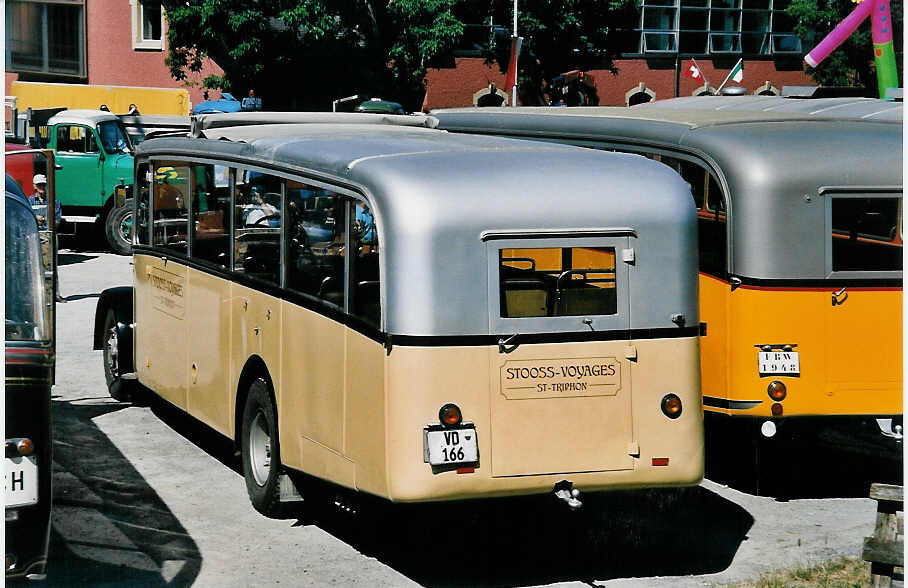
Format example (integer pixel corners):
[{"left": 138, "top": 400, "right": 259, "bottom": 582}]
[{"left": 41, "top": 110, "right": 135, "bottom": 253}]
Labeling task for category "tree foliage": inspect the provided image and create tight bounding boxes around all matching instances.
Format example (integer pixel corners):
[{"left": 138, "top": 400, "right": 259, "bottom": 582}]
[
  {"left": 463, "top": 0, "right": 636, "bottom": 105},
  {"left": 162, "top": 0, "right": 463, "bottom": 111},
  {"left": 162, "top": 0, "right": 639, "bottom": 110},
  {"left": 788, "top": 0, "right": 902, "bottom": 88}
]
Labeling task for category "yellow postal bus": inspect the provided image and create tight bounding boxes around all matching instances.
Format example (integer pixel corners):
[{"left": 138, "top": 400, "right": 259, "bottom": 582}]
[
  {"left": 95, "top": 113, "right": 703, "bottom": 515},
  {"left": 433, "top": 96, "right": 903, "bottom": 493}
]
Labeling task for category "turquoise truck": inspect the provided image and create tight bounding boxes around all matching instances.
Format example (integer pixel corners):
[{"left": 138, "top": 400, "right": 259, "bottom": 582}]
[
  {"left": 8, "top": 108, "right": 136, "bottom": 253},
  {"left": 45, "top": 110, "right": 135, "bottom": 254}
]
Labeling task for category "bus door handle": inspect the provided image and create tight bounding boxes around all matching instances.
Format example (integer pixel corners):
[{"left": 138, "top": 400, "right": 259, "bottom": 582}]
[{"left": 831, "top": 287, "right": 848, "bottom": 306}]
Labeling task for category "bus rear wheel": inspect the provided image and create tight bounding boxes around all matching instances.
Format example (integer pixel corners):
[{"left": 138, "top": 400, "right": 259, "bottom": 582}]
[
  {"left": 102, "top": 309, "right": 134, "bottom": 402},
  {"left": 241, "top": 379, "right": 284, "bottom": 518}
]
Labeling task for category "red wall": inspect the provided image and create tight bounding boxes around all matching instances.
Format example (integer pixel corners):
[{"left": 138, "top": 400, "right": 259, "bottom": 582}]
[
  {"left": 424, "top": 58, "right": 509, "bottom": 110},
  {"left": 4, "top": 1, "right": 223, "bottom": 110},
  {"left": 424, "top": 57, "right": 814, "bottom": 109},
  {"left": 86, "top": 0, "right": 221, "bottom": 108}
]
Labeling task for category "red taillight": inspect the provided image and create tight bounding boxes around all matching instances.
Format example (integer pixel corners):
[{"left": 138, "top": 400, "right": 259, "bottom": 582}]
[
  {"left": 16, "top": 438, "right": 33, "bottom": 456},
  {"left": 767, "top": 380, "right": 787, "bottom": 401},
  {"left": 439, "top": 404, "right": 462, "bottom": 427},
  {"left": 661, "top": 394, "right": 682, "bottom": 419},
  {"left": 771, "top": 402, "right": 783, "bottom": 417},
  {"left": 652, "top": 457, "right": 670, "bottom": 466}
]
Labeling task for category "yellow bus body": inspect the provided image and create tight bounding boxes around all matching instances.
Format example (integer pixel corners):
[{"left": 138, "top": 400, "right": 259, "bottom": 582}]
[
  {"left": 700, "top": 273, "right": 902, "bottom": 418},
  {"left": 134, "top": 254, "right": 703, "bottom": 502}
]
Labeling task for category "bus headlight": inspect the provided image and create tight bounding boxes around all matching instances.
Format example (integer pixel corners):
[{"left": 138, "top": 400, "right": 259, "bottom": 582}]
[
  {"left": 661, "top": 394, "right": 682, "bottom": 419},
  {"left": 767, "top": 380, "right": 787, "bottom": 401}
]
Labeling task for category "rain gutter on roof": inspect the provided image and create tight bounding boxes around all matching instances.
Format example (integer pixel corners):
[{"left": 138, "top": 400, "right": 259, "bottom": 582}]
[{"left": 190, "top": 112, "right": 439, "bottom": 139}]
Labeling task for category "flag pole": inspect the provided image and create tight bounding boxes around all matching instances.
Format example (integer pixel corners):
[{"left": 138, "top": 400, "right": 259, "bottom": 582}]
[
  {"left": 512, "top": 0, "right": 518, "bottom": 107},
  {"left": 691, "top": 57, "right": 712, "bottom": 89},
  {"left": 716, "top": 57, "right": 743, "bottom": 93}
]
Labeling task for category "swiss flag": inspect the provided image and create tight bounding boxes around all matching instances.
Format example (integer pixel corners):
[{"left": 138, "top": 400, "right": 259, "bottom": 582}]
[{"left": 684, "top": 59, "right": 703, "bottom": 81}]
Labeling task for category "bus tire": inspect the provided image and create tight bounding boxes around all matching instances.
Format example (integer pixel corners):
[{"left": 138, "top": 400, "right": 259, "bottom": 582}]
[
  {"left": 105, "top": 204, "right": 133, "bottom": 255},
  {"left": 102, "top": 309, "right": 134, "bottom": 402},
  {"left": 241, "top": 379, "right": 284, "bottom": 518}
]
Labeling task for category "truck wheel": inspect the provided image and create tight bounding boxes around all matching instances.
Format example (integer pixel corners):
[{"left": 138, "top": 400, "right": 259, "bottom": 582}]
[
  {"left": 105, "top": 204, "right": 133, "bottom": 255},
  {"left": 241, "top": 379, "right": 285, "bottom": 518},
  {"left": 102, "top": 309, "right": 134, "bottom": 402}
]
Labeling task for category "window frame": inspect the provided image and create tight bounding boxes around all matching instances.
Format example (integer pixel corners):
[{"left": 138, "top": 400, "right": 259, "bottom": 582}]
[
  {"left": 131, "top": 0, "right": 164, "bottom": 50},
  {"left": 6, "top": 0, "right": 87, "bottom": 77},
  {"left": 486, "top": 235, "right": 632, "bottom": 335},
  {"left": 823, "top": 189, "right": 903, "bottom": 279}
]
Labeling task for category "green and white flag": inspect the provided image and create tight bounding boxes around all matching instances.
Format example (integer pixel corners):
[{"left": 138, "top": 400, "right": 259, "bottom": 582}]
[
  {"left": 717, "top": 58, "right": 744, "bottom": 92},
  {"left": 729, "top": 59, "right": 743, "bottom": 82}
]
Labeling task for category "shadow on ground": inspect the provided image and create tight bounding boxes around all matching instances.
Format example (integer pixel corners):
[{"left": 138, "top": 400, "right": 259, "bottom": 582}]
[
  {"left": 706, "top": 417, "right": 903, "bottom": 500},
  {"left": 141, "top": 392, "right": 753, "bottom": 587},
  {"left": 57, "top": 252, "right": 99, "bottom": 266},
  {"left": 294, "top": 484, "right": 754, "bottom": 587},
  {"left": 47, "top": 398, "right": 202, "bottom": 586}
]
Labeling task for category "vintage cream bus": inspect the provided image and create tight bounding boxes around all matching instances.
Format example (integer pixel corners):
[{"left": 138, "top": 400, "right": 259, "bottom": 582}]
[
  {"left": 433, "top": 97, "right": 903, "bottom": 493},
  {"left": 95, "top": 113, "right": 703, "bottom": 515}
]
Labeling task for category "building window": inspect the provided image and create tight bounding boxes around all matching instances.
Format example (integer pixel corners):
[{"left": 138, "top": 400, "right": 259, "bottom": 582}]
[
  {"left": 132, "top": 0, "right": 164, "bottom": 50},
  {"left": 634, "top": 0, "right": 800, "bottom": 56},
  {"left": 6, "top": 0, "right": 86, "bottom": 77}
]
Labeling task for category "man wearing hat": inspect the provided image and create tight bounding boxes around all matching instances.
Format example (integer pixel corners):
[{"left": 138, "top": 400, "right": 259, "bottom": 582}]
[
  {"left": 28, "top": 174, "right": 61, "bottom": 230},
  {"left": 29, "top": 173, "right": 65, "bottom": 302}
]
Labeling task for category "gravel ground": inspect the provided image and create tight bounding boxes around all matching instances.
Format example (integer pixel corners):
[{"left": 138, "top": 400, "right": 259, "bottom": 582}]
[{"left": 40, "top": 249, "right": 888, "bottom": 587}]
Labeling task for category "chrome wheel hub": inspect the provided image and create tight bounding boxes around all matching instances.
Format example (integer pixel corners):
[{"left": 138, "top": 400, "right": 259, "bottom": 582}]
[
  {"left": 105, "top": 326, "right": 119, "bottom": 378},
  {"left": 249, "top": 412, "right": 272, "bottom": 486}
]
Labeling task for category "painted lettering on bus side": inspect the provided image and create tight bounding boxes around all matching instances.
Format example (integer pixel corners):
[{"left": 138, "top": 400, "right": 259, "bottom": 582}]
[{"left": 500, "top": 357, "right": 621, "bottom": 399}]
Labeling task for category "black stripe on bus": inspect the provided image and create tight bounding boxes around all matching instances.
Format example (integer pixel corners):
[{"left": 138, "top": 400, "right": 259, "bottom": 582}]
[
  {"left": 390, "top": 327, "right": 700, "bottom": 348},
  {"left": 132, "top": 246, "right": 700, "bottom": 348},
  {"left": 702, "top": 396, "right": 763, "bottom": 410},
  {"left": 733, "top": 275, "right": 901, "bottom": 289}
]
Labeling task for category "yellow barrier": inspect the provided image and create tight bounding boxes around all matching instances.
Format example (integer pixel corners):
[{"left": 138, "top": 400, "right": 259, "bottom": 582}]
[{"left": 10, "top": 81, "right": 190, "bottom": 115}]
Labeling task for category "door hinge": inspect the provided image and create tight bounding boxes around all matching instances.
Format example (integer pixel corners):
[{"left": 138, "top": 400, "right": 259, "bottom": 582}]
[{"left": 621, "top": 248, "right": 635, "bottom": 264}]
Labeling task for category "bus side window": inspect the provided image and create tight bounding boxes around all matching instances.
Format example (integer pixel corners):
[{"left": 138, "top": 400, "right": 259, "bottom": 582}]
[
  {"left": 700, "top": 172, "right": 728, "bottom": 276},
  {"left": 831, "top": 196, "right": 902, "bottom": 272},
  {"left": 190, "top": 163, "right": 230, "bottom": 268},
  {"left": 284, "top": 183, "right": 346, "bottom": 309},
  {"left": 152, "top": 161, "right": 190, "bottom": 254},
  {"left": 678, "top": 160, "right": 706, "bottom": 210},
  {"left": 233, "top": 169, "right": 282, "bottom": 284},
  {"left": 350, "top": 200, "right": 380, "bottom": 327},
  {"left": 135, "top": 162, "right": 151, "bottom": 245}
]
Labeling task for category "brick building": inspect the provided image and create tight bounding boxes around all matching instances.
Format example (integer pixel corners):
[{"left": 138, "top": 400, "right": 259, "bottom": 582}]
[
  {"left": 5, "top": 0, "right": 221, "bottom": 110},
  {"left": 424, "top": 0, "right": 816, "bottom": 109},
  {"left": 5, "top": 0, "right": 817, "bottom": 111}
]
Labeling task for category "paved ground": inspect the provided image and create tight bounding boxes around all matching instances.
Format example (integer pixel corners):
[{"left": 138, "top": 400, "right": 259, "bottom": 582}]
[{"left": 39, "top": 250, "right": 891, "bottom": 587}]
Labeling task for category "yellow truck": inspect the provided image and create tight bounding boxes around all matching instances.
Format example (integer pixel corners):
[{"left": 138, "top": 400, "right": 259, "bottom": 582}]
[{"left": 9, "top": 81, "right": 190, "bottom": 115}]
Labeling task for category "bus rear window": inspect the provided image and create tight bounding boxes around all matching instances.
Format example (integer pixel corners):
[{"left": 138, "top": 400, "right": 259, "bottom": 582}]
[
  {"left": 499, "top": 247, "right": 617, "bottom": 318},
  {"left": 831, "top": 197, "right": 902, "bottom": 272}
]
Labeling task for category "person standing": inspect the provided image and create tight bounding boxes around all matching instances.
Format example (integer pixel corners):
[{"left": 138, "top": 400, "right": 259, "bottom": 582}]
[
  {"left": 28, "top": 174, "right": 64, "bottom": 302},
  {"left": 28, "top": 174, "right": 61, "bottom": 230}
]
